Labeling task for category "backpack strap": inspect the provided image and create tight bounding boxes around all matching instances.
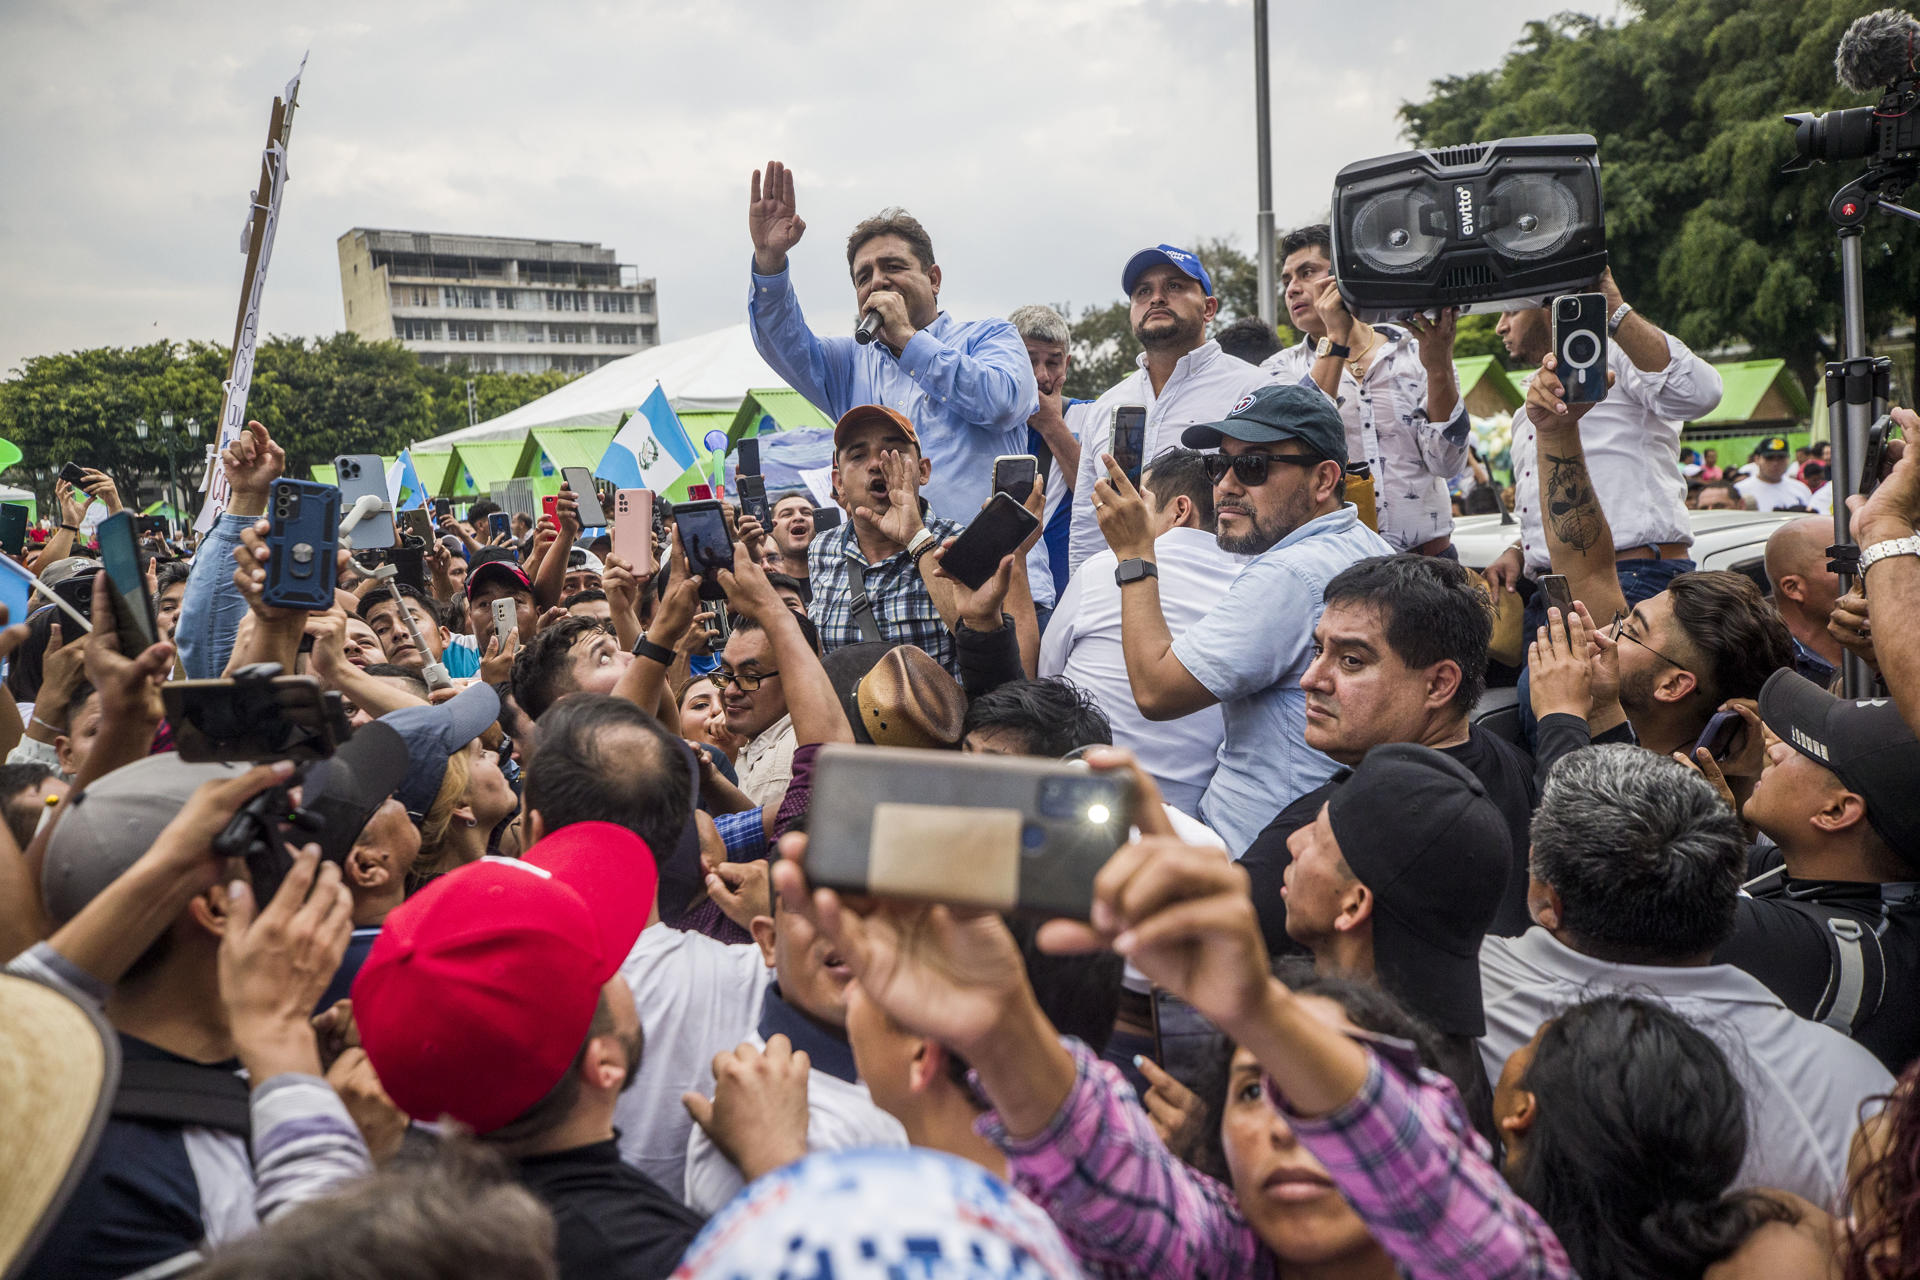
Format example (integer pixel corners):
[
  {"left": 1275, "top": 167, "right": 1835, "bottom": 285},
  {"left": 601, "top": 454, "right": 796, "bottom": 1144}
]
[
  {"left": 1812, "top": 913, "right": 1887, "bottom": 1037},
  {"left": 111, "top": 1059, "right": 252, "bottom": 1140},
  {"left": 843, "top": 550, "right": 884, "bottom": 644}
]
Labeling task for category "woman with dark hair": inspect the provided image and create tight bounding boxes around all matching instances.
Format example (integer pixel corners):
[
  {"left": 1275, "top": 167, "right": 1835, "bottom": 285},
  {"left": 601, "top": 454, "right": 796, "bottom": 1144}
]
[
  {"left": 1495, "top": 995, "right": 1836, "bottom": 1279},
  {"left": 1846, "top": 1061, "right": 1920, "bottom": 1280}
]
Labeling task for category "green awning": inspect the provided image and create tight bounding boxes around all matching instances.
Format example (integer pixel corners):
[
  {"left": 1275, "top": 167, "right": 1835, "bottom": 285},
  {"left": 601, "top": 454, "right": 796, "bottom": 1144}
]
[
  {"left": 1688, "top": 360, "right": 1810, "bottom": 427},
  {"left": 729, "top": 387, "right": 836, "bottom": 440},
  {"left": 517, "top": 427, "right": 617, "bottom": 482},
  {"left": 1452, "top": 356, "right": 1523, "bottom": 417},
  {"left": 311, "top": 464, "right": 337, "bottom": 485},
  {"left": 410, "top": 450, "right": 454, "bottom": 497},
  {"left": 448, "top": 441, "right": 526, "bottom": 497}
]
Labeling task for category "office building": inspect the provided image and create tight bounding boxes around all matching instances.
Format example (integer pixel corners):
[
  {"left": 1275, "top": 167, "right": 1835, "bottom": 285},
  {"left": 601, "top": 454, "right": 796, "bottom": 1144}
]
[{"left": 337, "top": 228, "right": 657, "bottom": 374}]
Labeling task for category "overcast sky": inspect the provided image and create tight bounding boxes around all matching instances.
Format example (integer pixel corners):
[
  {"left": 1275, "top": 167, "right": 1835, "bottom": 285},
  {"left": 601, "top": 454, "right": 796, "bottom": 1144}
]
[{"left": 0, "top": 0, "right": 1602, "bottom": 378}]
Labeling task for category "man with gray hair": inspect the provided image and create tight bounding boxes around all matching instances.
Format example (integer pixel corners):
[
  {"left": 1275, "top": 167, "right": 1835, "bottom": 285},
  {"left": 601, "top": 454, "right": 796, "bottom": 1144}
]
[
  {"left": 1009, "top": 303, "right": 1089, "bottom": 607},
  {"left": 1478, "top": 744, "right": 1891, "bottom": 1207}
]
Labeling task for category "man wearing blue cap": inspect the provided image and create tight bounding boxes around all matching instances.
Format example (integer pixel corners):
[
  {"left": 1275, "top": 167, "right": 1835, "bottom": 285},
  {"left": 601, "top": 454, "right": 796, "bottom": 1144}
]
[
  {"left": 1067, "top": 244, "right": 1270, "bottom": 576},
  {"left": 745, "top": 162, "right": 1037, "bottom": 551},
  {"left": 1091, "top": 382, "right": 1391, "bottom": 854}
]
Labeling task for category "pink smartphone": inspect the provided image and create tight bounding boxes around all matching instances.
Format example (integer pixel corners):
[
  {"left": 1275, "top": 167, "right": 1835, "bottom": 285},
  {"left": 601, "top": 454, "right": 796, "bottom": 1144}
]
[{"left": 612, "top": 489, "right": 656, "bottom": 574}]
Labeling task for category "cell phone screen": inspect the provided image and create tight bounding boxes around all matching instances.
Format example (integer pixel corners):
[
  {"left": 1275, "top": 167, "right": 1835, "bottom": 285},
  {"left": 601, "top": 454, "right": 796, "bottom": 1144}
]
[
  {"left": 562, "top": 467, "right": 607, "bottom": 527},
  {"left": 677, "top": 501, "right": 734, "bottom": 577},
  {"left": 0, "top": 504, "right": 27, "bottom": 557},
  {"left": 994, "top": 455, "right": 1038, "bottom": 504},
  {"left": 489, "top": 513, "right": 511, "bottom": 539},
  {"left": 940, "top": 494, "right": 1041, "bottom": 590},
  {"left": 1111, "top": 407, "right": 1147, "bottom": 486},
  {"left": 96, "top": 512, "right": 157, "bottom": 648},
  {"left": 1538, "top": 573, "right": 1575, "bottom": 640}
]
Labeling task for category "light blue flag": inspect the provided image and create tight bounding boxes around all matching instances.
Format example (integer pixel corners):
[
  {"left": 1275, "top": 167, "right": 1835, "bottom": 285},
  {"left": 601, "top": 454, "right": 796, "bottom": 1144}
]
[
  {"left": 598, "top": 384, "right": 701, "bottom": 492},
  {"left": 387, "top": 450, "right": 428, "bottom": 511}
]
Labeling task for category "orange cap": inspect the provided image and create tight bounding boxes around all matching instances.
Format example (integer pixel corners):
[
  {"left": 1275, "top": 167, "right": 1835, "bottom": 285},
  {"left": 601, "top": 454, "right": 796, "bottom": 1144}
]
[{"left": 833, "top": 404, "right": 919, "bottom": 452}]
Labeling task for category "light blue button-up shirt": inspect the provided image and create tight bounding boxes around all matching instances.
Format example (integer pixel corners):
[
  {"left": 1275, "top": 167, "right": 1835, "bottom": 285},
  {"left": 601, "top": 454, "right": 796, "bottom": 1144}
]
[
  {"left": 1170, "top": 504, "right": 1392, "bottom": 855},
  {"left": 747, "top": 265, "right": 1046, "bottom": 601}
]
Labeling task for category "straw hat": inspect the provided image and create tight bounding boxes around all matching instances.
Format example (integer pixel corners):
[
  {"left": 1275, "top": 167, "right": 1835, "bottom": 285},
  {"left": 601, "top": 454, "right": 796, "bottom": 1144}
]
[
  {"left": 0, "top": 973, "right": 119, "bottom": 1275},
  {"left": 821, "top": 643, "right": 966, "bottom": 750}
]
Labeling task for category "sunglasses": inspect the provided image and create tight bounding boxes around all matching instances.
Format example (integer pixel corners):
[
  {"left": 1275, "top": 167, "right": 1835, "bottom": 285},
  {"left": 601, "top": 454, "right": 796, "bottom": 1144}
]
[{"left": 1202, "top": 452, "right": 1326, "bottom": 487}]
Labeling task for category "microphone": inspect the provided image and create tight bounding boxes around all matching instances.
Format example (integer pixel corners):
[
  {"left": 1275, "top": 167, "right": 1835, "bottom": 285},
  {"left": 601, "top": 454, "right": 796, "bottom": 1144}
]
[
  {"left": 854, "top": 309, "right": 884, "bottom": 346},
  {"left": 1835, "top": 8, "right": 1920, "bottom": 94}
]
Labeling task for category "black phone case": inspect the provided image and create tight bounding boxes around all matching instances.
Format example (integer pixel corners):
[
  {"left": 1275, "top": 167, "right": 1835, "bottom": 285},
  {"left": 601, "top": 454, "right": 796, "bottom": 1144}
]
[
  {"left": 1552, "top": 293, "right": 1609, "bottom": 404},
  {"left": 941, "top": 495, "right": 1040, "bottom": 590},
  {"left": 737, "top": 475, "right": 772, "bottom": 531}
]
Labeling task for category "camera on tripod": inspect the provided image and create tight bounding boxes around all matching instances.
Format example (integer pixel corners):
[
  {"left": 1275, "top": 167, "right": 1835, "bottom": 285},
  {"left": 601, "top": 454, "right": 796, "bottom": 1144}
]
[{"left": 1785, "top": 78, "right": 1918, "bottom": 173}]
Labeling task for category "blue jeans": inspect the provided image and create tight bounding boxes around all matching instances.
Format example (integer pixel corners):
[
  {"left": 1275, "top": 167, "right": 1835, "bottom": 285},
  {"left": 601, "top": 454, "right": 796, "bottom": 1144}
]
[{"left": 1516, "top": 557, "right": 1696, "bottom": 752}]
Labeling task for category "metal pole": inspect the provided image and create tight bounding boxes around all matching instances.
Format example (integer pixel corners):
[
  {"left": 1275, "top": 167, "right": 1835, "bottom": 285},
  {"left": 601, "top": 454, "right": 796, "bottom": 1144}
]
[
  {"left": 1253, "top": 0, "right": 1276, "bottom": 329},
  {"left": 1833, "top": 229, "right": 1874, "bottom": 697}
]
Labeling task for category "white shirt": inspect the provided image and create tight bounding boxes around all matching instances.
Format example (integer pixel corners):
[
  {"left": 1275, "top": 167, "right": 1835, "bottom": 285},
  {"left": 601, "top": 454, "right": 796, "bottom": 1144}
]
[
  {"left": 1479, "top": 929, "right": 1891, "bottom": 1209},
  {"left": 1509, "top": 333, "right": 1723, "bottom": 574},
  {"left": 683, "top": 1034, "right": 908, "bottom": 1215},
  {"left": 1811, "top": 481, "right": 1833, "bottom": 513},
  {"left": 1069, "top": 341, "right": 1271, "bottom": 575},
  {"left": 735, "top": 713, "right": 797, "bottom": 808},
  {"left": 1040, "top": 526, "right": 1245, "bottom": 815},
  {"left": 1737, "top": 474, "right": 1817, "bottom": 512},
  {"left": 1262, "top": 326, "right": 1471, "bottom": 552},
  {"left": 615, "top": 925, "right": 774, "bottom": 1196}
]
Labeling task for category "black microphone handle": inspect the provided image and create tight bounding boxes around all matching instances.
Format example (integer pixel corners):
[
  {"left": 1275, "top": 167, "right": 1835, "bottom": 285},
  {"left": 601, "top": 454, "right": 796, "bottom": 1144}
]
[{"left": 854, "top": 309, "right": 883, "bottom": 345}]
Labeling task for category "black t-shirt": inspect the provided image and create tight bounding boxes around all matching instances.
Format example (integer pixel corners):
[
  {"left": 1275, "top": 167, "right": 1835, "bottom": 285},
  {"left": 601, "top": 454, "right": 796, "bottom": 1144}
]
[
  {"left": 1240, "top": 724, "right": 1538, "bottom": 958},
  {"left": 515, "top": 1139, "right": 706, "bottom": 1280},
  {"left": 1716, "top": 847, "right": 1920, "bottom": 1074}
]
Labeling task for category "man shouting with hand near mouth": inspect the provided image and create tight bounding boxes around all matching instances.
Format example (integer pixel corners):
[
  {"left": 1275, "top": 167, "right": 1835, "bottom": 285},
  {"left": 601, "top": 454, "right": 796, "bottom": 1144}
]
[{"left": 746, "top": 161, "right": 1037, "bottom": 535}]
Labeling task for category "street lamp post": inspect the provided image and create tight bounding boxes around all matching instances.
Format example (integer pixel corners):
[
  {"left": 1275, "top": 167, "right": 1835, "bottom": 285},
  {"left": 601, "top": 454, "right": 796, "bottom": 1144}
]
[{"left": 136, "top": 412, "right": 199, "bottom": 536}]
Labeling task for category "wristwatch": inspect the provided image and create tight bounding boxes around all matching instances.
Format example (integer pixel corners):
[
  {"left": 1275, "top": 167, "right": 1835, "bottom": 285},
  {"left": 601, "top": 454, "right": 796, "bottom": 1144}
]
[
  {"left": 905, "top": 528, "right": 938, "bottom": 562},
  {"left": 1858, "top": 534, "right": 1920, "bottom": 576},
  {"left": 1315, "top": 337, "right": 1352, "bottom": 361},
  {"left": 1115, "top": 557, "right": 1159, "bottom": 587},
  {"left": 632, "top": 635, "right": 677, "bottom": 666},
  {"left": 1607, "top": 302, "right": 1633, "bottom": 334}
]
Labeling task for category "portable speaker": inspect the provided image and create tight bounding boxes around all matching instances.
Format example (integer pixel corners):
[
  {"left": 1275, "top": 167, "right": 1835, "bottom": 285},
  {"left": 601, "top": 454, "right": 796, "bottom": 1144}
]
[{"left": 1330, "top": 134, "right": 1607, "bottom": 321}]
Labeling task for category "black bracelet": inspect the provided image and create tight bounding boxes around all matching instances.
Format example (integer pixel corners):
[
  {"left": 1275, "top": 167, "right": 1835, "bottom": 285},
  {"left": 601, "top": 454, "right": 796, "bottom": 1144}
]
[
  {"left": 632, "top": 635, "right": 676, "bottom": 666},
  {"left": 59, "top": 524, "right": 78, "bottom": 533}
]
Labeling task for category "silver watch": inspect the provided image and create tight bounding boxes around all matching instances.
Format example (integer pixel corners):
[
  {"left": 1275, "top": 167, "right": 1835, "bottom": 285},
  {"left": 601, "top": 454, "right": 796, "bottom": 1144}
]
[{"left": 1858, "top": 534, "right": 1920, "bottom": 576}]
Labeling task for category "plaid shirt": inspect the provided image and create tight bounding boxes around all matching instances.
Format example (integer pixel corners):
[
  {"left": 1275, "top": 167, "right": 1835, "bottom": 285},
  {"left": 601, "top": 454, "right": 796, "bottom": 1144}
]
[
  {"left": 979, "top": 1039, "right": 1571, "bottom": 1280},
  {"left": 807, "top": 515, "right": 966, "bottom": 677}
]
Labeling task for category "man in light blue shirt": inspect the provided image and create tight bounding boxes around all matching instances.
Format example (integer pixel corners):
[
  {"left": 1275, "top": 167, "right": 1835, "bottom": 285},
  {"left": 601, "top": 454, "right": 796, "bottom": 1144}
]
[
  {"left": 744, "top": 162, "right": 1042, "bottom": 600},
  {"left": 1087, "top": 383, "right": 1391, "bottom": 855}
]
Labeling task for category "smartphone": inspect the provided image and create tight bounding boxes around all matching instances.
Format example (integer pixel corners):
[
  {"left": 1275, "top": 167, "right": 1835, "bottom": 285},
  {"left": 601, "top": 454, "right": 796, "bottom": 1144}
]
[
  {"left": 432, "top": 498, "right": 451, "bottom": 519},
  {"left": 1538, "top": 573, "right": 1576, "bottom": 643},
  {"left": 1860, "top": 415, "right": 1892, "bottom": 498},
  {"left": 262, "top": 480, "right": 341, "bottom": 612},
  {"left": 541, "top": 495, "right": 560, "bottom": 523},
  {"left": 612, "top": 489, "right": 656, "bottom": 574},
  {"left": 164, "top": 674, "right": 351, "bottom": 763},
  {"left": 1150, "top": 989, "right": 1225, "bottom": 1094},
  {"left": 1552, "top": 293, "right": 1609, "bottom": 405},
  {"left": 736, "top": 437, "right": 761, "bottom": 476},
  {"left": 561, "top": 466, "right": 607, "bottom": 527},
  {"left": 386, "top": 543, "right": 426, "bottom": 593},
  {"left": 96, "top": 512, "right": 159, "bottom": 649},
  {"left": 676, "top": 498, "right": 734, "bottom": 579},
  {"left": 993, "top": 454, "right": 1039, "bottom": 505},
  {"left": 490, "top": 596, "right": 519, "bottom": 648},
  {"left": 58, "top": 461, "right": 90, "bottom": 488},
  {"left": 488, "top": 512, "right": 511, "bottom": 540},
  {"left": 0, "top": 503, "right": 26, "bottom": 557},
  {"left": 736, "top": 473, "right": 771, "bottom": 532},
  {"left": 333, "top": 454, "right": 395, "bottom": 550},
  {"left": 1694, "top": 709, "right": 1745, "bottom": 763},
  {"left": 812, "top": 505, "right": 842, "bottom": 533},
  {"left": 1110, "top": 406, "right": 1147, "bottom": 488},
  {"left": 939, "top": 493, "right": 1041, "bottom": 590},
  {"left": 806, "top": 745, "right": 1135, "bottom": 919},
  {"left": 398, "top": 508, "right": 435, "bottom": 545}
]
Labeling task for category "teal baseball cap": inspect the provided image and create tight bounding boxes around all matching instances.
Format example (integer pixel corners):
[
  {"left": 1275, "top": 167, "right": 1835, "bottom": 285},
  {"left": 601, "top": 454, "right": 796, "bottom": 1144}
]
[{"left": 1181, "top": 383, "right": 1348, "bottom": 466}]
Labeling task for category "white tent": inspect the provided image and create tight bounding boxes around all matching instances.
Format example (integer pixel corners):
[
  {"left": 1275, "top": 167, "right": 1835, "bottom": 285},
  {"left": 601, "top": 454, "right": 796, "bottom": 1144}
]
[{"left": 416, "top": 324, "right": 788, "bottom": 449}]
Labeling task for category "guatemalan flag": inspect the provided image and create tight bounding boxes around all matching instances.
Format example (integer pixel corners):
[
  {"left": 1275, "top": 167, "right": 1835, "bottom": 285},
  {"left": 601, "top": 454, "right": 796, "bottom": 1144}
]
[
  {"left": 598, "top": 384, "right": 700, "bottom": 492},
  {"left": 387, "top": 450, "right": 428, "bottom": 511}
]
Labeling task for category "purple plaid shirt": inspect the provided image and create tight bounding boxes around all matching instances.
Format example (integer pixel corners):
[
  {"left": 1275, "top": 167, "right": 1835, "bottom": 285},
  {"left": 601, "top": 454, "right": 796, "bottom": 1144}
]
[{"left": 978, "top": 1040, "right": 1572, "bottom": 1280}]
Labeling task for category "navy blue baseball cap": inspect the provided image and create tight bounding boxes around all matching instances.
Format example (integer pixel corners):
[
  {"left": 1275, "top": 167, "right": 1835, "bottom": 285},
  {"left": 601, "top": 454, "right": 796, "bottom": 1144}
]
[
  {"left": 1121, "top": 244, "right": 1214, "bottom": 298},
  {"left": 383, "top": 682, "right": 501, "bottom": 824},
  {"left": 1181, "top": 383, "right": 1348, "bottom": 467}
]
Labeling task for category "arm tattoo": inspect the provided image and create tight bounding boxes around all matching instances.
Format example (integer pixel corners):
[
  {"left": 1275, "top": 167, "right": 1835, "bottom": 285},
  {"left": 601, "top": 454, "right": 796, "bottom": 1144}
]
[{"left": 1543, "top": 452, "right": 1604, "bottom": 553}]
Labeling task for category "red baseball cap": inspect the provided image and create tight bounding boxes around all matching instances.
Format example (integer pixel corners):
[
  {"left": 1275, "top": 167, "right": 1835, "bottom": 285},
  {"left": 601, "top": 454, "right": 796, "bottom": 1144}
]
[{"left": 352, "top": 821, "right": 657, "bottom": 1133}]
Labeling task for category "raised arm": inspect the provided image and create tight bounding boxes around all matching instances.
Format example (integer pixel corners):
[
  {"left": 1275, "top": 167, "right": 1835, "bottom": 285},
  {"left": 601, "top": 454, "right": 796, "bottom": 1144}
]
[
  {"left": 1853, "top": 420, "right": 1920, "bottom": 735},
  {"left": 1093, "top": 455, "right": 1217, "bottom": 720},
  {"left": 747, "top": 162, "right": 855, "bottom": 415},
  {"left": 1526, "top": 356, "right": 1627, "bottom": 624},
  {"left": 177, "top": 421, "right": 284, "bottom": 677}
]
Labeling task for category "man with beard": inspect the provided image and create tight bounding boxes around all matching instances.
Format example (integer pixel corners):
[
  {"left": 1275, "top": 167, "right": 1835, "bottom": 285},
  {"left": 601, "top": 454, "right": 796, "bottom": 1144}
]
[
  {"left": 1090, "top": 383, "right": 1390, "bottom": 855},
  {"left": 1068, "top": 244, "right": 1270, "bottom": 575}
]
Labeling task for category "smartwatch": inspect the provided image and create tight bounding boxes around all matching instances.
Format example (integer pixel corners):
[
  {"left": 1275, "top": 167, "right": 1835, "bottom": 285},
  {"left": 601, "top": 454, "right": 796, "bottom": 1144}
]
[
  {"left": 632, "top": 635, "right": 677, "bottom": 666},
  {"left": 1315, "top": 337, "right": 1352, "bottom": 361},
  {"left": 1115, "top": 557, "right": 1159, "bottom": 587}
]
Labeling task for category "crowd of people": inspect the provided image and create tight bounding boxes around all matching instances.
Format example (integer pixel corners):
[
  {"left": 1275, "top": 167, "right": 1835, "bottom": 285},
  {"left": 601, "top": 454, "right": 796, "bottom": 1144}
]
[{"left": 3, "top": 156, "right": 1920, "bottom": 1280}]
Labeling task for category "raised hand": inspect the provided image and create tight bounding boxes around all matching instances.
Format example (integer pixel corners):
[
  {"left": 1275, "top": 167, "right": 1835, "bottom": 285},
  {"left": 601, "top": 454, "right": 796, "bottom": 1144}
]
[
  {"left": 749, "top": 161, "right": 807, "bottom": 275},
  {"left": 1525, "top": 353, "right": 1615, "bottom": 429},
  {"left": 853, "top": 449, "right": 927, "bottom": 548},
  {"left": 1527, "top": 607, "right": 1592, "bottom": 721},
  {"left": 1092, "top": 453, "right": 1156, "bottom": 563},
  {"left": 221, "top": 421, "right": 286, "bottom": 517}
]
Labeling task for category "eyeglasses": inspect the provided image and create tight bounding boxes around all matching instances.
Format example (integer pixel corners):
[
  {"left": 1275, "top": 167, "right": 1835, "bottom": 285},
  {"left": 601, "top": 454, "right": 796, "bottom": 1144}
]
[
  {"left": 1202, "top": 452, "right": 1325, "bottom": 487},
  {"left": 711, "top": 668, "right": 780, "bottom": 692},
  {"left": 1609, "top": 610, "right": 1688, "bottom": 672}
]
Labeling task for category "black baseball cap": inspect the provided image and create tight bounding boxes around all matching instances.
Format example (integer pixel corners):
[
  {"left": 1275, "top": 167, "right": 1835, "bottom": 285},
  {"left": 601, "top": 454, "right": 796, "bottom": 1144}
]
[
  {"left": 1181, "top": 383, "right": 1347, "bottom": 467},
  {"left": 1759, "top": 669, "right": 1920, "bottom": 863},
  {"left": 1754, "top": 435, "right": 1791, "bottom": 458},
  {"left": 1325, "top": 743, "right": 1512, "bottom": 1037}
]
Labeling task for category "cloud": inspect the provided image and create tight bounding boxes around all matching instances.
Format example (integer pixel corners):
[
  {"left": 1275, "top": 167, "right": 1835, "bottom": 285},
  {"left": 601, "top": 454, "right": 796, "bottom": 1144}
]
[{"left": 0, "top": 0, "right": 1585, "bottom": 376}]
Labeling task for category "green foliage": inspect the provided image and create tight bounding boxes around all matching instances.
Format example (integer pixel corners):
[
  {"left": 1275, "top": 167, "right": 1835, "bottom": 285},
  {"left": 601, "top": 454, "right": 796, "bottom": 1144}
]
[
  {"left": 1398, "top": 0, "right": 1920, "bottom": 387},
  {"left": 0, "top": 336, "right": 573, "bottom": 508}
]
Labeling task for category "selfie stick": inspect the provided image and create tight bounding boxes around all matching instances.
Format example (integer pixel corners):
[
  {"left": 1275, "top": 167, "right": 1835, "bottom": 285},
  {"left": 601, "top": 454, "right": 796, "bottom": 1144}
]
[{"left": 364, "top": 562, "right": 452, "bottom": 692}]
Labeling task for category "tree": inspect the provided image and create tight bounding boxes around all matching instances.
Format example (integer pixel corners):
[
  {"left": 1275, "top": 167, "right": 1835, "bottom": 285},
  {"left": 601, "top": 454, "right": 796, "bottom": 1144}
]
[{"left": 1399, "top": 0, "right": 1920, "bottom": 388}]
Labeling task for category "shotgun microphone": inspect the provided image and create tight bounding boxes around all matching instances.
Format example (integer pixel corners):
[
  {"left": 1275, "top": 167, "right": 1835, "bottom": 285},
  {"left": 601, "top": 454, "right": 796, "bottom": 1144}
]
[{"left": 853, "top": 309, "right": 884, "bottom": 345}]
